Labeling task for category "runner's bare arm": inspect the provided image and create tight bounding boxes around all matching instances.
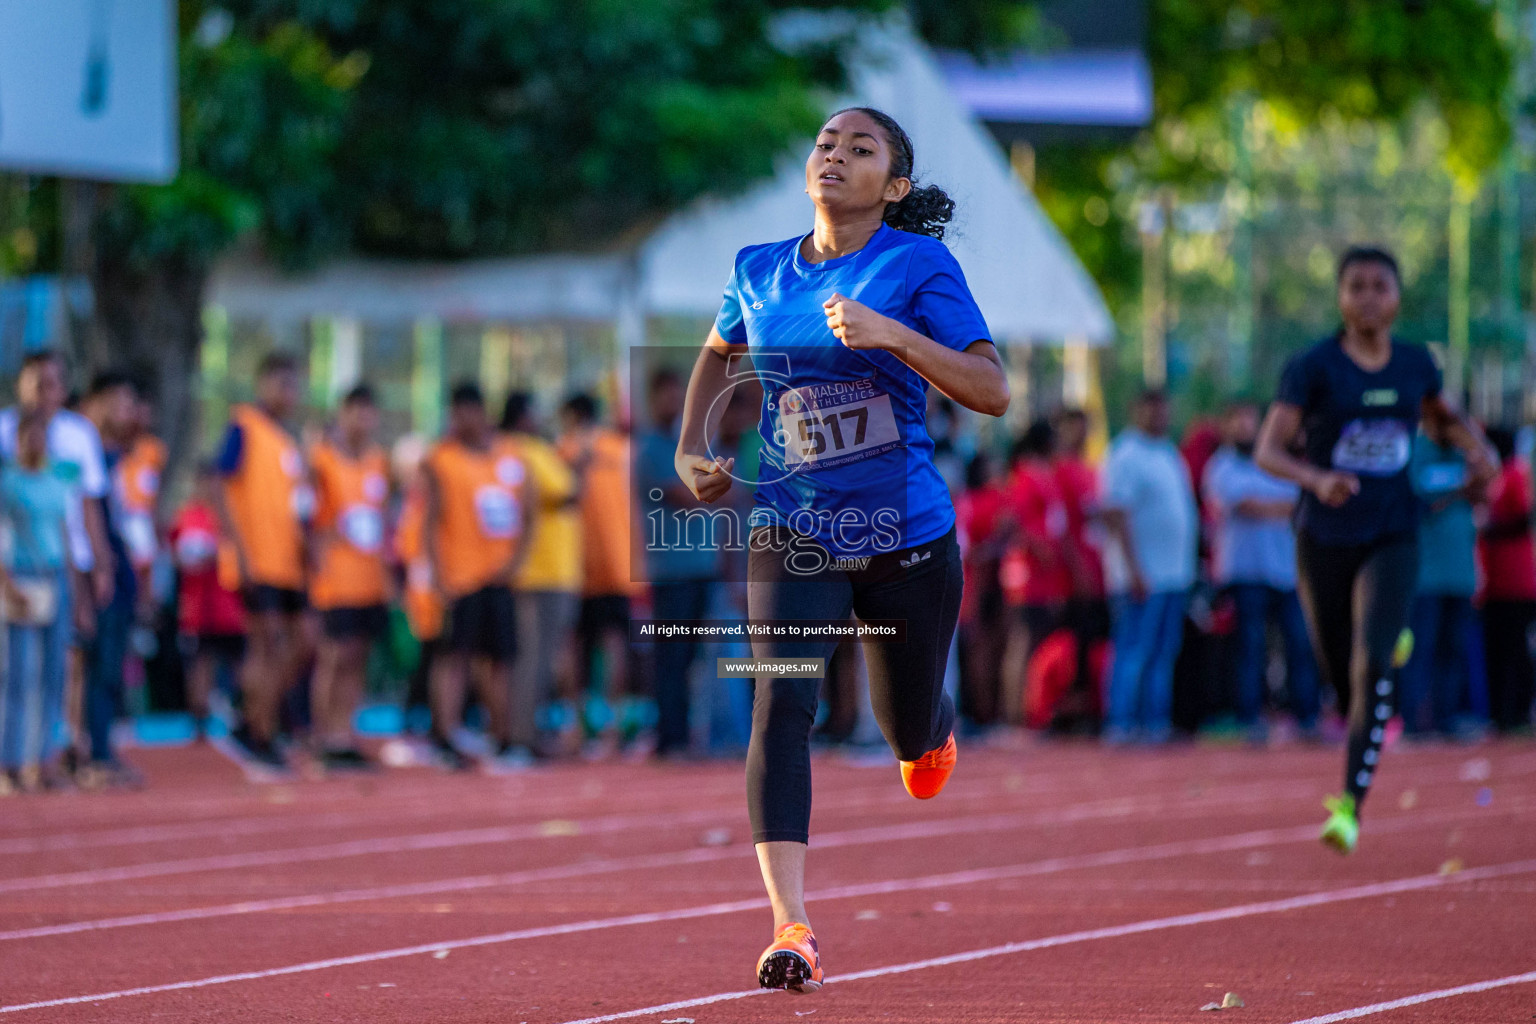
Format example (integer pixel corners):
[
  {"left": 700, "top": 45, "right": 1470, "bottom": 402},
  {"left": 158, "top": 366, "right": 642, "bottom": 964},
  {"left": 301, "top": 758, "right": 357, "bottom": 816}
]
[
  {"left": 421, "top": 461, "right": 449, "bottom": 601},
  {"left": 821, "top": 294, "right": 1009, "bottom": 417},
  {"left": 1423, "top": 394, "right": 1497, "bottom": 486},
  {"left": 504, "top": 474, "right": 539, "bottom": 583},
  {"left": 675, "top": 327, "right": 741, "bottom": 504},
  {"left": 1256, "top": 401, "right": 1358, "bottom": 507}
]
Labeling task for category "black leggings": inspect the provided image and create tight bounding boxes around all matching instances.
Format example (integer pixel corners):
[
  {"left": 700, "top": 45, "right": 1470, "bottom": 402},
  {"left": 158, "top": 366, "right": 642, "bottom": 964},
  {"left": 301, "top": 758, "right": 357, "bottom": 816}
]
[
  {"left": 746, "top": 525, "right": 962, "bottom": 844},
  {"left": 1295, "top": 532, "right": 1418, "bottom": 811}
]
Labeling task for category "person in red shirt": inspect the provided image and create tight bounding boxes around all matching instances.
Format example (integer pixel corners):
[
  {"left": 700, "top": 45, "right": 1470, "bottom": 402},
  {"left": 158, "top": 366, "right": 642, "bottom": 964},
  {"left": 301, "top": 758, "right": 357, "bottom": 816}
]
[
  {"left": 1052, "top": 407, "right": 1109, "bottom": 730},
  {"left": 1477, "top": 425, "right": 1536, "bottom": 734},
  {"left": 1000, "top": 420, "right": 1073, "bottom": 725},
  {"left": 955, "top": 451, "right": 1009, "bottom": 728},
  {"left": 170, "top": 463, "right": 246, "bottom": 740}
]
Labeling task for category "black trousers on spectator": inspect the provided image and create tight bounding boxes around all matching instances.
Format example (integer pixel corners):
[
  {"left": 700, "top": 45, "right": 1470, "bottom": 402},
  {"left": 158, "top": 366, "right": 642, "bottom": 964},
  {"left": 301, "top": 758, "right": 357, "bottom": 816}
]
[
  {"left": 651, "top": 579, "right": 714, "bottom": 754},
  {"left": 1482, "top": 599, "right": 1536, "bottom": 732},
  {"left": 746, "top": 525, "right": 961, "bottom": 844}
]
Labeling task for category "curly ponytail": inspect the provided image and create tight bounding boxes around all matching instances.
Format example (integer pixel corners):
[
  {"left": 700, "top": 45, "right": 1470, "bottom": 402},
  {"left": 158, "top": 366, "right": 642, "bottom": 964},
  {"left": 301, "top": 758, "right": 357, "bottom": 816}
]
[{"left": 831, "top": 106, "right": 956, "bottom": 240}]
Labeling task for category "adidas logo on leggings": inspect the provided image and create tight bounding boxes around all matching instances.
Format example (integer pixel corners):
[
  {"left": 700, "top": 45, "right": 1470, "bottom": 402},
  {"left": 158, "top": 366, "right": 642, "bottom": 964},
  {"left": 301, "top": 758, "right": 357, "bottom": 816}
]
[{"left": 898, "top": 550, "right": 931, "bottom": 568}]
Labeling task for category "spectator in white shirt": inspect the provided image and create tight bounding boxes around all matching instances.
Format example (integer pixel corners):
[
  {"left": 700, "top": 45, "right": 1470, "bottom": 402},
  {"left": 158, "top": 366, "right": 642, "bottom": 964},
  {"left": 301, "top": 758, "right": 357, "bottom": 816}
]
[
  {"left": 0, "top": 351, "right": 114, "bottom": 610},
  {"left": 1099, "top": 390, "right": 1198, "bottom": 744}
]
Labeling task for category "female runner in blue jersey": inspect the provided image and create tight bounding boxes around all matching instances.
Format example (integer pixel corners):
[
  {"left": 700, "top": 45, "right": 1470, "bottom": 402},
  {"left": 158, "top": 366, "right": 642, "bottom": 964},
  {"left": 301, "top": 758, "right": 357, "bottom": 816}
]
[
  {"left": 675, "top": 107, "right": 1009, "bottom": 992},
  {"left": 1256, "top": 247, "right": 1494, "bottom": 855}
]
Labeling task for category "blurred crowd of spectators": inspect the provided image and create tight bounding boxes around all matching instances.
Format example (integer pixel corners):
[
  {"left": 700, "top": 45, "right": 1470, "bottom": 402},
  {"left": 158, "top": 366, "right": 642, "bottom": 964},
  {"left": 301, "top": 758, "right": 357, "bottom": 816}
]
[{"left": 0, "top": 349, "right": 1531, "bottom": 796}]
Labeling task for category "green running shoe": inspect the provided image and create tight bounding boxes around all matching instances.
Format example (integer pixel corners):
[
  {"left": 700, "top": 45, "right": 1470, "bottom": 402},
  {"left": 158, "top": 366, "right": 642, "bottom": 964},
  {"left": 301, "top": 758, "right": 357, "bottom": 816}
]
[
  {"left": 1393, "top": 629, "right": 1414, "bottom": 669},
  {"left": 1320, "top": 793, "right": 1359, "bottom": 855}
]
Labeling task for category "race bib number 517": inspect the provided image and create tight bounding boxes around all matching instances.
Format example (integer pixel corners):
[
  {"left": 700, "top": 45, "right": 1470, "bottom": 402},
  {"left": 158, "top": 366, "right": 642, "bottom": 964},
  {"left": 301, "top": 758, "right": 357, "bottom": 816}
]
[{"left": 779, "top": 378, "right": 901, "bottom": 471}]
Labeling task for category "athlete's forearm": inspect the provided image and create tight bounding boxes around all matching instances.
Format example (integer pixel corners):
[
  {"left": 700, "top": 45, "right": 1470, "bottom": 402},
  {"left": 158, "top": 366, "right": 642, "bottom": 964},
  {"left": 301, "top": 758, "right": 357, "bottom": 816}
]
[
  {"left": 210, "top": 484, "right": 250, "bottom": 572},
  {"left": 1429, "top": 398, "right": 1494, "bottom": 470},
  {"left": 678, "top": 332, "right": 741, "bottom": 456},
  {"left": 879, "top": 324, "right": 1009, "bottom": 417},
  {"left": 422, "top": 467, "right": 448, "bottom": 597},
  {"left": 1255, "top": 404, "right": 1323, "bottom": 494}
]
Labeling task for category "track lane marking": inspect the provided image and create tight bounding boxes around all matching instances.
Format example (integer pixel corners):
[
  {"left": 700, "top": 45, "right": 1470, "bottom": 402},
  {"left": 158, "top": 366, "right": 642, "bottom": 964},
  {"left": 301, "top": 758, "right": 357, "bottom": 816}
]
[
  {"left": 1284, "top": 970, "right": 1536, "bottom": 1022},
  {"left": 1, "top": 818, "right": 1524, "bottom": 1014},
  {"left": 1, "top": 792, "right": 1501, "bottom": 941},
  {"left": 549, "top": 861, "right": 1536, "bottom": 1024},
  {"left": 7, "top": 745, "right": 1517, "bottom": 853},
  {"left": 0, "top": 775, "right": 1343, "bottom": 897},
  {"left": 0, "top": 795, "right": 1225, "bottom": 941}
]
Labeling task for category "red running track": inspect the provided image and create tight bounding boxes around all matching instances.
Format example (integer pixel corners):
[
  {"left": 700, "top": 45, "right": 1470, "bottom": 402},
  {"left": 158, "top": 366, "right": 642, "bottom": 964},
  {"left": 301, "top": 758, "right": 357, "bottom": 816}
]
[{"left": 0, "top": 737, "right": 1532, "bottom": 1022}]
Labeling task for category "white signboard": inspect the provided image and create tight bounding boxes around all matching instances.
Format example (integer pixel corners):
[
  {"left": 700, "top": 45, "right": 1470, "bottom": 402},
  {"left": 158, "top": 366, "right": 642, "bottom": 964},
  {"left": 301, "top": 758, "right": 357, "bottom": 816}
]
[{"left": 0, "top": 0, "right": 178, "bottom": 182}]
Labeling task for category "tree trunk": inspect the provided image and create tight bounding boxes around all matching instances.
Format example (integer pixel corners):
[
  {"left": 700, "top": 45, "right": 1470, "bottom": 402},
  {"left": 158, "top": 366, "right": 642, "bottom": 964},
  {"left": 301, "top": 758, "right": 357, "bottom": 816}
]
[{"left": 89, "top": 251, "right": 209, "bottom": 517}]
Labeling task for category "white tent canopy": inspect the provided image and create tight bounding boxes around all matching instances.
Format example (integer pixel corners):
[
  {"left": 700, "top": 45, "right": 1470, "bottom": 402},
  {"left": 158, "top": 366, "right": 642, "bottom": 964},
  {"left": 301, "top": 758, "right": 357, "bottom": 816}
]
[{"left": 212, "top": 28, "right": 1112, "bottom": 346}]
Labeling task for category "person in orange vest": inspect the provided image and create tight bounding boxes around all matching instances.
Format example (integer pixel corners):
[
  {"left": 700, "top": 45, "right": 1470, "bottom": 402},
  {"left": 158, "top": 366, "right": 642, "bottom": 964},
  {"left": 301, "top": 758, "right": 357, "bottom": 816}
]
[
  {"left": 557, "top": 393, "right": 638, "bottom": 758},
  {"left": 307, "top": 384, "right": 391, "bottom": 771},
  {"left": 115, "top": 394, "right": 166, "bottom": 594},
  {"left": 422, "top": 383, "right": 539, "bottom": 771},
  {"left": 214, "top": 352, "right": 314, "bottom": 771}
]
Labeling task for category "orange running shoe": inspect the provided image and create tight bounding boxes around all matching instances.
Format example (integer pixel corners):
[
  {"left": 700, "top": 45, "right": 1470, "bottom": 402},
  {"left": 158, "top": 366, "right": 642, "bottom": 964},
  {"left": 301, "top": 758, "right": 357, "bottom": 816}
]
[
  {"left": 900, "top": 731, "right": 957, "bottom": 799},
  {"left": 756, "top": 922, "right": 824, "bottom": 992}
]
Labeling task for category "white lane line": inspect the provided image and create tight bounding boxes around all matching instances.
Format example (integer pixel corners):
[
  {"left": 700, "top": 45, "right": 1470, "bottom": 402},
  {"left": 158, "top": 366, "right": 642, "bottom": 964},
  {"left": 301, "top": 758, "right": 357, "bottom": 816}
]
[
  {"left": 3, "top": 819, "right": 1522, "bottom": 1015},
  {"left": 550, "top": 860, "right": 1536, "bottom": 1024},
  {"left": 0, "top": 772, "right": 1334, "bottom": 900},
  {"left": 0, "top": 812, "right": 705, "bottom": 896},
  {"left": 1, "top": 790, "right": 1487, "bottom": 942},
  {"left": 0, "top": 775, "right": 1063, "bottom": 878},
  {"left": 0, "top": 797, "right": 1161, "bottom": 942},
  {"left": 2, "top": 745, "right": 1508, "bottom": 859},
  {"left": 1285, "top": 970, "right": 1536, "bottom": 1023}
]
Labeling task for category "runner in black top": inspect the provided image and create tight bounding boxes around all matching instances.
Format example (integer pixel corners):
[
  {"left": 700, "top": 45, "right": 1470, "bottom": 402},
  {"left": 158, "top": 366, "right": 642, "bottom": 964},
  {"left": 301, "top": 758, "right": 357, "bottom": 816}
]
[{"left": 1255, "top": 246, "right": 1494, "bottom": 854}]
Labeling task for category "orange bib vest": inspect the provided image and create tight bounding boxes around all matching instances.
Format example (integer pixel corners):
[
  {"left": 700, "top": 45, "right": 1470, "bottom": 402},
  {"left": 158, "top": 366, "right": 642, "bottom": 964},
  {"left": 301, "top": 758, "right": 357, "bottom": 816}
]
[
  {"left": 309, "top": 441, "right": 390, "bottom": 610},
  {"left": 116, "top": 435, "right": 166, "bottom": 569},
  {"left": 426, "top": 436, "right": 528, "bottom": 598},
  {"left": 219, "top": 405, "right": 308, "bottom": 592}
]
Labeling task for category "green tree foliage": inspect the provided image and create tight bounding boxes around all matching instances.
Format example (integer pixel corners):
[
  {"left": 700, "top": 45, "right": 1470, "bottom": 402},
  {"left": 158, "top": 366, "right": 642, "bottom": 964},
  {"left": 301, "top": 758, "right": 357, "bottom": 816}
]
[{"left": 1035, "top": 0, "right": 1512, "bottom": 308}]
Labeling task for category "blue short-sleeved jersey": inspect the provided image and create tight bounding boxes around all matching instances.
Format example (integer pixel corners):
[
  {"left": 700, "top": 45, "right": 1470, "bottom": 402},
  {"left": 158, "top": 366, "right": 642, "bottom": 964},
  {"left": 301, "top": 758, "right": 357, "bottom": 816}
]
[
  {"left": 714, "top": 224, "right": 991, "bottom": 556},
  {"left": 1277, "top": 335, "right": 1442, "bottom": 546}
]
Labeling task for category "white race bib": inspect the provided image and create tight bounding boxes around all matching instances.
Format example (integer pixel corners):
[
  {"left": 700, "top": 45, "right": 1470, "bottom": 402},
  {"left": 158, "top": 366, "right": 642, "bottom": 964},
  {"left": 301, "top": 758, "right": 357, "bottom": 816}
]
[
  {"left": 291, "top": 483, "right": 317, "bottom": 522},
  {"left": 496, "top": 456, "right": 525, "bottom": 487},
  {"left": 175, "top": 528, "right": 217, "bottom": 567},
  {"left": 1332, "top": 420, "right": 1410, "bottom": 476},
  {"left": 340, "top": 504, "right": 384, "bottom": 553},
  {"left": 362, "top": 472, "right": 388, "bottom": 503},
  {"left": 779, "top": 378, "right": 901, "bottom": 471},
  {"left": 474, "top": 485, "right": 518, "bottom": 539},
  {"left": 123, "top": 512, "right": 157, "bottom": 562}
]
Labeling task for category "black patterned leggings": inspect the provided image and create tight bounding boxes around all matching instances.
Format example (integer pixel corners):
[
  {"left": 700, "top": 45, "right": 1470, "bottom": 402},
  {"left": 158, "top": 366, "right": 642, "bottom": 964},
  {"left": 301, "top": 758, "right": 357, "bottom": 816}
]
[{"left": 1295, "top": 532, "right": 1419, "bottom": 812}]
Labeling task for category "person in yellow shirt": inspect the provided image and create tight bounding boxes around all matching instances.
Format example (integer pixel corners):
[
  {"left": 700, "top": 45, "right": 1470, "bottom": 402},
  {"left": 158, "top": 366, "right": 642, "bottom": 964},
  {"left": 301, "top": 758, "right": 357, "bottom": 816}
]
[
  {"left": 215, "top": 352, "right": 313, "bottom": 771},
  {"left": 308, "top": 385, "right": 392, "bottom": 771},
  {"left": 423, "top": 383, "right": 539, "bottom": 771},
  {"left": 501, "top": 393, "right": 580, "bottom": 761}
]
